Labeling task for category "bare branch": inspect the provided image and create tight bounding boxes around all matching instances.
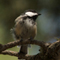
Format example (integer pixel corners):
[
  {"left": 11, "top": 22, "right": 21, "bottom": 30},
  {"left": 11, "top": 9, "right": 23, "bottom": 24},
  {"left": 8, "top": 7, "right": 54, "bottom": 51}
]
[
  {"left": 0, "top": 39, "right": 60, "bottom": 60},
  {"left": 0, "top": 50, "right": 42, "bottom": 60},
  {"left": 44, "top": 41, "right": 60, "bottom": 60},
  {"left": 0, "top": 50, "right": 18, "bottom": 57},
  {"left": 0, "top": 39, "right": 49, "bottom": 52}
]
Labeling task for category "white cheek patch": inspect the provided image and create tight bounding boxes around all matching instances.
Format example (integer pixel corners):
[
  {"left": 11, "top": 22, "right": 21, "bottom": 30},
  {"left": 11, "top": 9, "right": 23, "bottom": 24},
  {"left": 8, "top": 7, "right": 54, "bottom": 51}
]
[{"left": 25, "top": 12, "right": 38, "bottom": 17}]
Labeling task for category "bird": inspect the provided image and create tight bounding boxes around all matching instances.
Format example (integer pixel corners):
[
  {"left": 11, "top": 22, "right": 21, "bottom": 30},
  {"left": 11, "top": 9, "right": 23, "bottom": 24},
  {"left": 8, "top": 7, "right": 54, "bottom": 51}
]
[{"left": 11, "top": 9, "right": 41, "bottom": 55}]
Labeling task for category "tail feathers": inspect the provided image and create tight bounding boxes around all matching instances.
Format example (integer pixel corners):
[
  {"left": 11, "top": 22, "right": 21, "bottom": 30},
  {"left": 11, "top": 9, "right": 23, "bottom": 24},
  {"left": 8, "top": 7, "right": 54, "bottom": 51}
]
[
  {"left": 20, "top": 45, "right": 28, "bottom": 55},
  {"left": 18, "top": 45, "right": 28, "bottom": 60}
]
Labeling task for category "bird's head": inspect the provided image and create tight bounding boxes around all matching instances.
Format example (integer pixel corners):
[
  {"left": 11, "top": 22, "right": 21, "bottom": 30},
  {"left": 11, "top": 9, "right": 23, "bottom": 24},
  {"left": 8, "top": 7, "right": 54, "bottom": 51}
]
[{"left": 24, "top": 9, "right": 41, "bottom": 20}]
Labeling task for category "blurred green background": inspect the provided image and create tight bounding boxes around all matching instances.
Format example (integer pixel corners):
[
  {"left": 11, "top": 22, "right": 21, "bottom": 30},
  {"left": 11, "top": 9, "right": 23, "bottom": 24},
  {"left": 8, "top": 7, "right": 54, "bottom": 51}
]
[{"left": 0, "top": 0, "right": 60, "bottom": 60}]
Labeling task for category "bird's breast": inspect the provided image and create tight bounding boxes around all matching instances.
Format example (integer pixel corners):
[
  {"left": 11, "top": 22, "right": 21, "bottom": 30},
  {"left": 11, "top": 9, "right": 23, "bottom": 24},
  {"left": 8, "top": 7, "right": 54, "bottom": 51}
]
[
  {"left": 22, "top": 19, "right": 37, "bottom": 39},
  {"left": 15, "top": 19, "right": 37, "bottom": 39}
]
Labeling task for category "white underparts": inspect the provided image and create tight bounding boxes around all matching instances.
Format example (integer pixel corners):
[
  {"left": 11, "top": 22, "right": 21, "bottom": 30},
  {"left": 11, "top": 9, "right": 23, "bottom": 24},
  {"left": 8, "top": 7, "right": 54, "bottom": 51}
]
[{"left": 25, "top": 19, "right": 33, "bottom": 27}]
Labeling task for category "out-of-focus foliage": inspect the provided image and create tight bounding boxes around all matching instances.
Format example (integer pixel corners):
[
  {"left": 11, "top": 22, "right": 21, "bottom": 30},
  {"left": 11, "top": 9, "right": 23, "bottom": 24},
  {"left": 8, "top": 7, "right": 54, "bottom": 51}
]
[{"left": 0, "top": 0, "right": 60, "bottom": 60}]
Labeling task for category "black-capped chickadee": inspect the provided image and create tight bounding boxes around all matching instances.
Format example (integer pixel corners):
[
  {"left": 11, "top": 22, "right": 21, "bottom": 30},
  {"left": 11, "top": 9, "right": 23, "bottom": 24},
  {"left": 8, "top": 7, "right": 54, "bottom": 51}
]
[{"left": 11, "top": 9, "right": 41, "bottom": 55}]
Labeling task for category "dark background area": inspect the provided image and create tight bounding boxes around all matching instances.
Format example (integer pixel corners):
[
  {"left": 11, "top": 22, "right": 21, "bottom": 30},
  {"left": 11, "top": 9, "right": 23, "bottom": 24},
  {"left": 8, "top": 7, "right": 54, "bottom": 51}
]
[{"left": 0, "top": 0, "right": 60, "bottom": 60}]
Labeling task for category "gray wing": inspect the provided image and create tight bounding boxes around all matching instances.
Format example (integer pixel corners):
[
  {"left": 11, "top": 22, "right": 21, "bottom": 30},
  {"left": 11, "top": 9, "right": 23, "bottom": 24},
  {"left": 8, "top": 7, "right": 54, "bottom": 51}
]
[
  {"left": 11, "top": 14, "right": 28, "bottom": 40},
  {"left": 11, "top": 15, "right": 23, "bottom": 40}
]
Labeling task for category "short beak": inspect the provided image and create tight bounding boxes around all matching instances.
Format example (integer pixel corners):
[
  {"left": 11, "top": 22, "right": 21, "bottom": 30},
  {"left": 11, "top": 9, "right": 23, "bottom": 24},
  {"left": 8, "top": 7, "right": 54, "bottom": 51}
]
[{"left": 38, "top": 13, "right": 41, "bottom": 16}]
